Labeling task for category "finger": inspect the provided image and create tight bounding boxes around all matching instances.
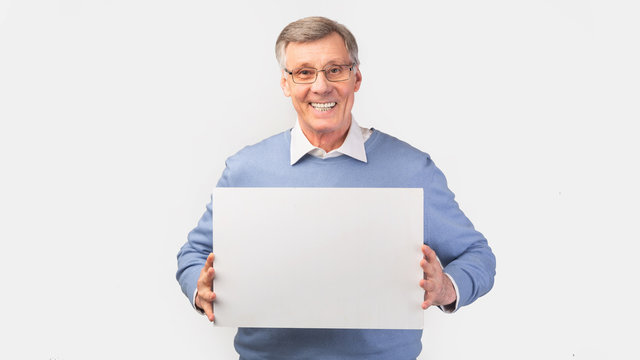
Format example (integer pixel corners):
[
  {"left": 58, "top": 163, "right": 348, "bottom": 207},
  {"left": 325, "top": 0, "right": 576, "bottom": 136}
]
[
  {"left": 420, "top": 258, "right": 430, "bottom": 273},
  {"left": 421, "top": 257, "right": 438, "bottom": 279},
  {"left": 204, "top": 253, "right": 215, "bottom": 271},
  {"left": 422, "top": 292, "right": 433, "bottom": 309},
  {"left": 200, "top": 299, "right": 215, "bottom": 322},
  {"left": 419, "top": 279, "right": 432, "bottom": 292},
  {"left": 198, "top": 288, "right": 217, "bottom": 302},
  {"left": 206, "top": 267, "right": 216, "bottom": 283},
  {"left": 195, "top": 292, "right": 216, "bottom": 321},
  {"left": 422, "top": 289, "right": 437, "bottom": 310},
  {"left": 420, "top": 278, "right": 439, "bottom": 294},
  {"left": 198, "top": 267, "right": 215, "bottom": 287},
  {"left": 420, "top": 280, "right": 431, "bottom": 310},
  {"left": 422, "top": 245, "right": 437, "bottom": 264}
]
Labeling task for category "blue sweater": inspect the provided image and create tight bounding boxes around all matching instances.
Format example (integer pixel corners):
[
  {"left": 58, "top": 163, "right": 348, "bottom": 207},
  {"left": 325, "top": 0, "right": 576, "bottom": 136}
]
[{"left": 176, "top": 129, "right": 496, "bottom": 360}]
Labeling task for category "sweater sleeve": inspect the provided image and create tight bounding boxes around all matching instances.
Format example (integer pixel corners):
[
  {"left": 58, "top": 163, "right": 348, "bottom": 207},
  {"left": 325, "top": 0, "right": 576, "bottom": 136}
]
[
  {"left": 424, "top": 157, "right": 496, "bottom": 309},
  {"left": 175, "top": 199, "right": 213, "bottom": 304},
  {"left": 175, "top": 164, "right": 233, "bottom": 304}
]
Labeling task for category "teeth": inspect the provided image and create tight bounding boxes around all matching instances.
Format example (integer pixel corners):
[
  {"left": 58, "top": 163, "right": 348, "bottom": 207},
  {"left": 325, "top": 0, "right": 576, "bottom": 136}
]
[{"left": 310, "top": 102, "right": 336, "bottom": 111}]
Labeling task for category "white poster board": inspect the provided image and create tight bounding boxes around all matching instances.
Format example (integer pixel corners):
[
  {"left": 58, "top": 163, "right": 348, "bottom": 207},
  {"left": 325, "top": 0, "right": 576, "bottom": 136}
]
[{"left": 211, "top": 187, "right": 424, "bottom": 329}]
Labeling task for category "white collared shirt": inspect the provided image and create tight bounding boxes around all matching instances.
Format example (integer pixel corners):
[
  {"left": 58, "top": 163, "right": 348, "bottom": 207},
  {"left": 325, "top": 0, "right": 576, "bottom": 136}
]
[{"left": 290, "top": 117, "right": 372, "bottom": 165}]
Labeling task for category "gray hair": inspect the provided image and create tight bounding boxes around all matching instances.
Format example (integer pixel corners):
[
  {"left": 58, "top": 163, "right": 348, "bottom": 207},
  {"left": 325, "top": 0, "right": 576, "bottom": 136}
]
[{"left": 275, "top": 16, "right": 360, "bottom": 69}]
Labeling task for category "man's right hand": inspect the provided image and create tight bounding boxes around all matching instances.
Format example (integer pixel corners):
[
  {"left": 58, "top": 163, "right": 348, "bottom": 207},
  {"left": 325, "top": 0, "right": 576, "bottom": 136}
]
[{"left": 195, "top": 252, "right": 216, "bottom": 322}]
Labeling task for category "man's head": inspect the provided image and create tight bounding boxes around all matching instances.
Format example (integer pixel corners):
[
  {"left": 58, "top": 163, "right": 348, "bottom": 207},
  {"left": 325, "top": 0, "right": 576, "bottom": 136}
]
[
  {"left": 276, "top": 17, "right": 362, "bottom": 149},
  {"left": 275, "top": 16, "right": 360, "bottom": 69}
]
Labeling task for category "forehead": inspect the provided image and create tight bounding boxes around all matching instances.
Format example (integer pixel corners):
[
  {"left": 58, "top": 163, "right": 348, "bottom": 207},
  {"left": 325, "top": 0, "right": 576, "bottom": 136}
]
[{"left": 284, "top": 32, "right": 351, "bottom": 68}]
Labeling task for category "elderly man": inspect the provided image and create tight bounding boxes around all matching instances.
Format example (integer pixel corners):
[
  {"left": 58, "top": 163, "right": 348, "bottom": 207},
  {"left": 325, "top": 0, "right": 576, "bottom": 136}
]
[{"left": 177, "top": 16, "right": 495, "bottom": 359}]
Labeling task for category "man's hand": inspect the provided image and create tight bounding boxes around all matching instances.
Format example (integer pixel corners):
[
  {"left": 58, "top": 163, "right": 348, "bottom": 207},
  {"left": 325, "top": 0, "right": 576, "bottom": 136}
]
[
  {"left": 419, "top": 245, "right": 456, "bottom": 310},
  {"left": 195, "top": 253, "right": 216, "bottom": 322}
]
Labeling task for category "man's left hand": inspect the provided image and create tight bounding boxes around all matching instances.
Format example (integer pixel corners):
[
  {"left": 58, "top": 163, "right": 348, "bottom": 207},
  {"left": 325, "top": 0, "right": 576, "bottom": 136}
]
[{"left": 419, "top": 244, "right": 456, "bottom": 310}]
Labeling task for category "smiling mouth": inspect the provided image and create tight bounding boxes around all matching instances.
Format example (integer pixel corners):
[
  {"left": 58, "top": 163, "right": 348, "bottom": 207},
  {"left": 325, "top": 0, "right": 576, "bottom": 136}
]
[{"left": 310, "top": 102, "right": 337, "bottom": 112}]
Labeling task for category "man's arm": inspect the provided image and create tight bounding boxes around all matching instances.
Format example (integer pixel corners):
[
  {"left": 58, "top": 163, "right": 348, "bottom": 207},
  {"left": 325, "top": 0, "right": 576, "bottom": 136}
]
[
  {"left": 176, "top": 200, "right": 217, "bottom": 320},
  {"left": 422, "top": 157, "right": 496, "bottom": 309},
  {"left": 177, "top": 162, "right": 235, "bottom": 320}
]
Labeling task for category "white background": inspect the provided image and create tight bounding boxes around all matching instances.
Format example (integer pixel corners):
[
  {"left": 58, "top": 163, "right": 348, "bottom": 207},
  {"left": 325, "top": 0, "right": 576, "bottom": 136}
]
[{"left": 0, "top": 1, "right": 638, "bottom": 359}]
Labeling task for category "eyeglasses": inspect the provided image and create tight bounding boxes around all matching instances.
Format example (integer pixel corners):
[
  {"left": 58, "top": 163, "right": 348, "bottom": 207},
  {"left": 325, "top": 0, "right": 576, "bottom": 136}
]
[{"left": 284, "top": 63, "right": 355, "bottom": 84}]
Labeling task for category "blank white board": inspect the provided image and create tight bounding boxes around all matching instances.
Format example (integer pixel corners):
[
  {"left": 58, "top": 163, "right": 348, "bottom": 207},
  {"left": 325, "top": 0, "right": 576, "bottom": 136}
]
[{"left": 211, "top": 187, "right": 424, "bottom": 329}]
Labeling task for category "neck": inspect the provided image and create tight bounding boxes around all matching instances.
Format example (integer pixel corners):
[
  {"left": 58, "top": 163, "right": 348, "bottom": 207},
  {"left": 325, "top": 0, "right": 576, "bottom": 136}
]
[{"left": 300, "top": 121, "right": 351, "bottom": 153}]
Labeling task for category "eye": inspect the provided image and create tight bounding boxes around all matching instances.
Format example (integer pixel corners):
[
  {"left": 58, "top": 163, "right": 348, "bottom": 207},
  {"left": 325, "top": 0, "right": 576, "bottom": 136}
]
[
  {"left": 295, "top": 68, "right": 315, "bottom": 76},
  {"left": 328, "top": 66, "right": 343, "bottom": 74}
]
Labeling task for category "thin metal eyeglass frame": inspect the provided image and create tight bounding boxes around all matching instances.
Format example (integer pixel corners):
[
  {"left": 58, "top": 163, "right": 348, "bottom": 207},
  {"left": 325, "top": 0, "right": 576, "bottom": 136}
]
[{"left": 284, "top": 63, "right": 355, "bottom": 84}]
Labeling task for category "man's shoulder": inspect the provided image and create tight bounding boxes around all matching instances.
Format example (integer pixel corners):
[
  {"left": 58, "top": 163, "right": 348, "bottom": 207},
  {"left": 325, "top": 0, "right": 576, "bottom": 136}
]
[
  {"left": 222, "top": 129, "right": 291, "bottom": 174},
  {"left": 368, "top": 130, "right": 445, "bottom": 187},
  {"left": 217, "top": 130, "right": 291, "bottom": 187},
  {"left": 228, "top": 129, "right": 290, "bottom": 160},
  {"left": 371, "top": 129, "right": 432, "bottom": 161}
]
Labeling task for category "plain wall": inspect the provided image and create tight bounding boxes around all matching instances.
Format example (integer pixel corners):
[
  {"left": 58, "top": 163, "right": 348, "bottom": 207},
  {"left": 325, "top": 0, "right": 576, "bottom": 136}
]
[{"left": 1, "top": 1, "right": 638, "bottom": 359}]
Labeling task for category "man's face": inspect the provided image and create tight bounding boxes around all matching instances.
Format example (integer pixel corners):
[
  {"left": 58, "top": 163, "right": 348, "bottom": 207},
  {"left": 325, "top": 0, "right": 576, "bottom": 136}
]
[{"left": 280, "top": 32, "right": 362, "bottom": 139}]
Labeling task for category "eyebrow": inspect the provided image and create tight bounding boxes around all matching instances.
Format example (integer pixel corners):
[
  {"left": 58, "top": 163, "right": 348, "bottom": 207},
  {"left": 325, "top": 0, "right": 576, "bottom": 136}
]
[{"left": 290, "top": 59, "right": 351, "bottom": 68}]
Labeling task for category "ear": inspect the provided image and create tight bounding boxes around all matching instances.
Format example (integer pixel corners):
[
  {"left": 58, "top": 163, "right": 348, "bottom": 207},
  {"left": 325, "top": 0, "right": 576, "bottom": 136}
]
[
  {"left": 280, "top": 70, "right": 291, "bottom": 97},
  {"left": 353, "top": 67, "right": 362, "bottom": 92}
]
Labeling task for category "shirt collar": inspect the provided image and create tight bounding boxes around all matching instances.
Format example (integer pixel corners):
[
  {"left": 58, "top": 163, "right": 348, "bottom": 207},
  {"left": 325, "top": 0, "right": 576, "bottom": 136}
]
[{"left": 290, "top": 116, "right": 368, "bottom": 165}]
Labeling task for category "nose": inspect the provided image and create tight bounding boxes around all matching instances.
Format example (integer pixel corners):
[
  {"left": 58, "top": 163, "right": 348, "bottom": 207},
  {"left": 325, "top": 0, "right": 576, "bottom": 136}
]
[{"left": 310, "top": 70, "right": 331, "bottom": 93}]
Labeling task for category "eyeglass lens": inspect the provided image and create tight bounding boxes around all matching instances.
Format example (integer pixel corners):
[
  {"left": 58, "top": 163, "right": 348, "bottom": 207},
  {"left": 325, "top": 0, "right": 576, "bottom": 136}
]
[{"left": 292, "top": 65, "right": 351, "bottom": 83}]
